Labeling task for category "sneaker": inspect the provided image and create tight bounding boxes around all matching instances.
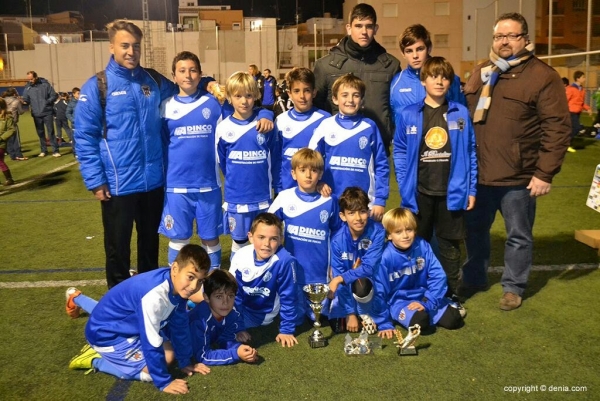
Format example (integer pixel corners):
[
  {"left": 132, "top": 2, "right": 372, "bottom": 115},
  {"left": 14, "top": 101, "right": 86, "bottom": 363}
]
[
  {"left": 499, "top": 292, "right": 522, "bottom": 311},
  {"left": 53, "top": 152, "right": 62, "bottom": 158},
  {"left": 567, "top": 147, "right": 576, "bottom": 153},
  {"left": 65, "top": 287, "right": 82, "bottom": 319},
  {"left": 69, "top": 344, "right": 100, "bottom": 370},
  {"left": 449, "top": 295, "right": 467, "bottom": 318},
  {"left": 38, "top": 152, "right": 46, "bottom": 157},
  {"left": 360, "top": 314, "right": 377, "bottom": 335}
]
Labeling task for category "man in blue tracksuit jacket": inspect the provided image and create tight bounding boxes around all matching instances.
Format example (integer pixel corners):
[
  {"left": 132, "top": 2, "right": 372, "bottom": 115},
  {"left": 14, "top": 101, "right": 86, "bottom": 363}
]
[{"left": 75, "top": 20, "right": 176, "bottom": 288}]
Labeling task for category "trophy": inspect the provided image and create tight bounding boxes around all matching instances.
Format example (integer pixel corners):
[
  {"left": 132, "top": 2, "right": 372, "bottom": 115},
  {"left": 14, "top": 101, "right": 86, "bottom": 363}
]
[
  {"left": 394, "top": 324, "right": 421, "bottom": 356},
  {"left": 303, "top": 283, "right": 329, "bottom": 348}
]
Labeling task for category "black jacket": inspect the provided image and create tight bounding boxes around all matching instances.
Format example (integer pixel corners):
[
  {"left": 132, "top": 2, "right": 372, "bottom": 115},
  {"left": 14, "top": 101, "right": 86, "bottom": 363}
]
[
  {"left": 22, "top": 77, "right": 58, "bottom": 117},
  {"left": 314, "top": 36, "right": 401, "bottom": 151}
]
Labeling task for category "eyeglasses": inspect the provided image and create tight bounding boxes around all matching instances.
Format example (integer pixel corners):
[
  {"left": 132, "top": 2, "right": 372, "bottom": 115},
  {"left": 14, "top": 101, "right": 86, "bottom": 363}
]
[{"left": 493, "top": 33, "right": 525, "bottom": 42}]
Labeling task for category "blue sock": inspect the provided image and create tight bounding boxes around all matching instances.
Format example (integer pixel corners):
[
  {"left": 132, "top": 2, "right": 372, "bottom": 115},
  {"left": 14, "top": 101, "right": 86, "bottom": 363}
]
[
  {"left": 93, "top": 357, "right": 134, "bottom": 380},
  {"left": 74, "top": 294, "right": 98, "bottom": 314},
  {"left": 208, "top": 249, "right": 222, "bottom": 271},
  {"left": 168, "top": 246, "right": 180, "bottom": 266}
]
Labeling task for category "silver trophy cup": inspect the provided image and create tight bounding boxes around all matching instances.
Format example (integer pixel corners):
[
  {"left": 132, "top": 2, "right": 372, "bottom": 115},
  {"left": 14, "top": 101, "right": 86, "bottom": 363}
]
[{"left": 303, "top": 283, "right": 329, "bottom": 348}]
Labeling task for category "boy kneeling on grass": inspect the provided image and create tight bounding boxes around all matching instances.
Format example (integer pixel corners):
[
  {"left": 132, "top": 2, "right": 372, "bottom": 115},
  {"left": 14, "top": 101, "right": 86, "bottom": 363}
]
[
  {"left": 229, "top": 212, "right": 299, "bottom": 347},
  {"left": 374, "top": 208, "right": 464, "bottom": 340},
  {"left": 65, "top": 244, "right": 211, "bottom": 395}
]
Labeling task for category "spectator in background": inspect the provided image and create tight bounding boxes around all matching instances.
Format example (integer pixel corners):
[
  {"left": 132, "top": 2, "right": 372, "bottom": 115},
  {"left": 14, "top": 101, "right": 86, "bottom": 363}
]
[
  {"left": 261, "top": 68, "right": 277, "bottom": 110},
  {"left": 2, "top": 89, "right": 27, "bottom": 160},
  {"left": 314, "top": 3, "right": 400, "bottom": 154},
  {"left": 66, "top": 87, "right": 80, "bottom": 157},
  {"left": 248, "top": 64, "right": 264, "bottom": 107},
  {"left": 54, "top": 92, "right": 73, "bottom": 144},
  {"left": 565, "top": 71, "right": 592, "bottom": 152},
  {"left": 22, "top": 70, "right": 60, "bottom": 157}
]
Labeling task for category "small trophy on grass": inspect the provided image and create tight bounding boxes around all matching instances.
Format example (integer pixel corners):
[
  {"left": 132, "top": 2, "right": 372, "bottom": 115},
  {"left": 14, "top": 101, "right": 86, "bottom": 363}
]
[
  {"left": 394, "top": 324, "right": 421, "bottom": 356},
  {"left": 303, "top": 283, "right": 329, "bottom": 348}
]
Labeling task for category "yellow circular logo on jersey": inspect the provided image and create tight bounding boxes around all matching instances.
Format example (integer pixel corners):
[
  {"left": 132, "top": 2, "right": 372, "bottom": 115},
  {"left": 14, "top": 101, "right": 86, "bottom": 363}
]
[{"left": 424, "top": 127, "right": 448, "bottom": 150}]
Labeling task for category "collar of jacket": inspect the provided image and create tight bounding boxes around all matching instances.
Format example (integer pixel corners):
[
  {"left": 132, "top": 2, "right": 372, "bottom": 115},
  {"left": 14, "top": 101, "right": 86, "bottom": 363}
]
[
  {"left": 106, "top": 56, "right": 144, "bottom": 79},
  {"left": 328, "top": 36, "right": 393, "bottom": 70}
]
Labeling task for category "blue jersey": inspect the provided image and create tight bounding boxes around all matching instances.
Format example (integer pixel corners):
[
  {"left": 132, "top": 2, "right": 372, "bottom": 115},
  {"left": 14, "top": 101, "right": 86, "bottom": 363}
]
[
  {"left": 229, "top": 245, "right": 298, "bottom": 334},
  {"left": 188, "top": 301, "right": 244, "bottom": 366},
  {"left": 309, "top": 114, "right": 389, "bottom": 207},
  {"left": 161, "top": 91, "right": 223, "bottom": 192},
  {"left": 268, "top": 187, "right": 341, "bottom": 285},
  {"left": 85, "top": 268, "right": 192, "bottom": 390},
  {"left": 217, "top": 111, "right": 279, "bottom": 212},
  {"left": 328, "top": 219, "right": 385, "bottom": 318},
  {"left": 372, "top": 237, "right": 449, "bottom": 331},
  {"left": 274, "top": 107, "right": 330, "bottom": 192}
]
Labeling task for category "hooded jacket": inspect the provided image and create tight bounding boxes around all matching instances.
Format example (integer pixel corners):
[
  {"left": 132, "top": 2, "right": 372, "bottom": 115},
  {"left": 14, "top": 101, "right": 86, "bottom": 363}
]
[
  {"left": 314, "top": 36, "right": 401, "bottom": 150},
  {"left": 22, "top": 77, "right": 57, "bottom": 117}
]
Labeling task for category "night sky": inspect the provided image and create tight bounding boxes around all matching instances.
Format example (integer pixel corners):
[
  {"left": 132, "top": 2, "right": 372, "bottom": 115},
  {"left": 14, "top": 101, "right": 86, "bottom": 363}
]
[{"left": 5, "top": 0, "right": 345, "bottom": 29}]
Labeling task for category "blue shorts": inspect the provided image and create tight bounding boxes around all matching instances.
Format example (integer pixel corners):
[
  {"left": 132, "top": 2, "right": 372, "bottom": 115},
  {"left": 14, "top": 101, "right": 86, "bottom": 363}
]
[
  {"left": 90, "top": 336, "right": 147, "bottom": 378},
  {"left": 159, "top": 190, "right": 223, "bottom": 240},
  {"left": 390, "top": 298, "right": 450, "bottom": 329},
  {"left": 223, "top": 210, "right": 262, "bottom": 242}
]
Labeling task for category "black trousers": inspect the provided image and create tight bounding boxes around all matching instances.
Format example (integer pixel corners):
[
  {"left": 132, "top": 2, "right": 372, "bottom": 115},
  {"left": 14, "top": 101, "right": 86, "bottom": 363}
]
[{"left": 101, "top": 187, "right": 164, "bottom": 288}]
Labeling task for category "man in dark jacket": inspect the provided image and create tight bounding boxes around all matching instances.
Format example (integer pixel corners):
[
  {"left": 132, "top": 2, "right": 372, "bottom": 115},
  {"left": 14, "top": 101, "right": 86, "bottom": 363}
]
[
  {"left": 313, "top": 3, "right": 400, "bottom": 153},
  {"left": 460, "top": 13, "right": 571, "bottom": 311},
  {"left": 22, "top": 71, "right": 60, "bottom": 157}
]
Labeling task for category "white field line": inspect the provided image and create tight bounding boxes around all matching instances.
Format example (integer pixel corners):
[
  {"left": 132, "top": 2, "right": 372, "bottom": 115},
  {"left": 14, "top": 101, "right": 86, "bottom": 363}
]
[
  {"left": 0, "top": 264, "right": 597, "bottom": 289},
  {"left": 0, "top": 160, "right": 78, "bottom": 195}
]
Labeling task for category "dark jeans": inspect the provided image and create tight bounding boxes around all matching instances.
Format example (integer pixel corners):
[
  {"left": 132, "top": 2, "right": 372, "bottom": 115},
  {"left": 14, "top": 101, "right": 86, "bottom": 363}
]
[
  {"left": 101, "top": 187, "right": 164, "bottom": 288},
  {"left": 462, "top": 185, "right": 536, "bottom": 296},
  {"left": 570, "top": 112, "right": 581, "bottom": 139},
  {"left": 55, "top": 117, "right": 73, "bottom": 141},
  {"left": 32, "top": 114, "right": 58, "bottom": 153},
  {"left": 6, "top": 124, "right": 24, "bottom": 159}
]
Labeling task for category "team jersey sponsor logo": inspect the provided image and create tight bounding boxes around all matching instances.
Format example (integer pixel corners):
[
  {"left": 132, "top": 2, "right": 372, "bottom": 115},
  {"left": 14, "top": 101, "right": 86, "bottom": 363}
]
[
  {"left": 256, "top": 134, "right": 265, "bottom": 145},
  {"left": 174, "top": 124, "right": 213, "bottom": 136},
  {"left": 111, "top": 91, "right": 127, "bottom": 96},
  {"left": 228, "top": 150, "right": 268, "bottom": 161},
  {"left": 319, "top": 210, "right": 329, "bottom": 223},
  {"left": 202, "top": 107, "right": 211, "bottom": 119},
  {"left": 399, "top": 88, "right": 412, "bottom": 93},
  {"left": 388, "top": 257, "right": 426, "bottom": 281},
  {"left": 163, "top": 215, "right": 174, "bottom": 230},
  {"left": 328, "top": 132, "right": 337, "bottom": 141},
  {"left": 329, "top": 156, "right": 367, "bottom": 168},
  {"left": 424, "top": 127, "right": 448, "bottom": 150},
  {"left": 287, "top": 224, "right": 327, "bottom": 240},
  {"left": 358, "top": 136, "right": 368, "bottom": 150},
  {"left": 243, "top": 286, "right": 271, "bottom": 297},
  {"left": 283, "top": 147, "right": 299, "bottom": 157},
  {"left": 284, "top": 126, "right": 292, "bottom": 134},
  {"left": 263, "top": 271, "right": 273, "bottom": 282},
  {"left": 226, "top": 131, "right": 235, "bottom": 139}
]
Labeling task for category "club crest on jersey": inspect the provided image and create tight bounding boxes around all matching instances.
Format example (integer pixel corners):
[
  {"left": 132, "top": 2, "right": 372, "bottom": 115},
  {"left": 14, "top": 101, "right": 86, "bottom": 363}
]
[
  {"left": 163, "top": 215, "right": 174, "bottom": 230},
  {"left": 399, "top": 309, "right": 406, "bottom": 321},
  {"left": 359, "top": 238, "right": 372, "bottom": 250},
  {"left": 141, "top": 85, "right": 151, "bottom": 97},
  {"left": 457, "top": 118, "right": 466, "bottom": 130},
  {"left": 256, "top": 134, "right": 265, "bottom": 145},
  {"left": 263, "top": 271, "right": 273, "bottom": 282},
  {"left": 228, "top": 217, "right": 236, "bottom": 232},
  {"left": 320, "top": 210, "right": 329, "bottom": 223},
  {"left": 416, "top": 257, "right": 425, "bottom": 271},
  {"left": 358, "top": 136, "right": 368, "bottom": 150},
  {"left": 202, "top": 108, "right": 211, "bottom": 119}
]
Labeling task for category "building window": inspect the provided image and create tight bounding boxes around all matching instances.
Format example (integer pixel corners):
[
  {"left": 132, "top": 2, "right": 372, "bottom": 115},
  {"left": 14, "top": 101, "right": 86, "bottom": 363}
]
[
  {"left": 382, "top": 4, "right": 398, "bottom": 18},
  {"left": 187, "top": 2, "right": 195, "bottom": 6},
  {"left": 382, "top": 35, "right": 397, "bottom": 49},
  {"left": 434, "top": 2, "right": 450, "bottom": 16},
  {"left": 250, "top": 20, "right": 263, "bottom": 31},
  {"left": 573, "top": 0, "right": 586, "bottom": 11},
  {"left": 434, "top": 34, "right": 449, "bottom": 48}
]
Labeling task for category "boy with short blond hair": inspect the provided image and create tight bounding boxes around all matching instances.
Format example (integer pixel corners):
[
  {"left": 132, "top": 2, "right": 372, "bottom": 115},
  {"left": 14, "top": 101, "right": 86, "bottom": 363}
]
[
  {"left": 373, "top": 208, "right": 463, "bottom": 339},
  {"left": 268, "top": 148, "right": 341, "bottom": 323},
  {"left": 327, "top": 187, "right": 385, "bottom": 334},
  {"left": 217, "top": 72, "right": 280, "bottom": 257},
  {"left": 66, "top": 244, "right": 211, "bottom": 395},
  {"left": 274, "top": 68, "right": 330, "bottom": 192},
  {"left": 309, "top": 74, "right": 389, "bottom": 221},
  {"left": 188, "top": 269, "right": 258, "bottom": 365},
  {"left": 229, "top": 213, "right": 299, "bottom": 347},
  {"left": 393, "top": 57, "right": 476, "bottom": 306}
]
